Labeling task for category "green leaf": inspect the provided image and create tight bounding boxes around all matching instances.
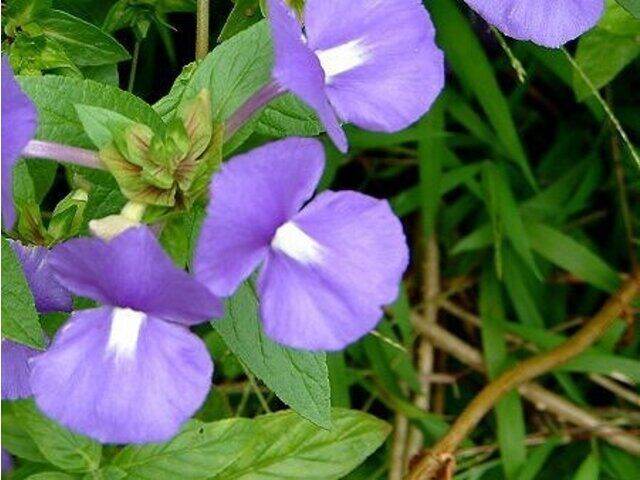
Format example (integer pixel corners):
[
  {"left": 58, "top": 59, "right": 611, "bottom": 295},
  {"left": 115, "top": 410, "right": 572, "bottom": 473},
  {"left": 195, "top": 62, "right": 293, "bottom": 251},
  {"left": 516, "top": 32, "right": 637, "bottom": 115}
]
[
  {"left": 2, "top": 406, "right": 49, "bottom": 464},
  {"left": 213, "top": 409, "right": 391, "bottom": 480},
  {"left": 112, "top": 419, "right": 255, "bottom": 479},
  {"left": 515, "top": 437, "right": 562, "bottom": 480},
  {"left": 12, "top": 400, "right": 102, "bottom": 473},
  {"left": 219, "top": 0, "right": 263, "bottom": 41},
  {"left": 419, "top": 98, "right": 445, "bottom": 238},
  {"left": 615, "top": 0, "right": 640, "bottom": 17},
  {"left": 501, "top": 322, "right": 640, "bottom": 382},
  {"left": 574, "top": 0, "right": 640, "bottom": 100},
  {"left": 428, "top": 0, "right": 535, "bottom": 187},
  {"left": 18, "top": 75, "right": 164, "bottom": 149},
  {"left": 254, "top": 93, "right": 322, "bottom": 138},
  {"left": 482, "top": 163, "right": 540, "bottom": 278},
  {"left": 527, "top": 222, "right": 620, "bottom": 292},
  {"left": 82, "top": 467, "right": 127, "bottom": 480},
  {"left": 40, "top": 10, "right": 130, "bottom": 66},
  {"left": 213, "top": 281, "right": 331, "bottom": 428},
  {"left": 1, "top": 237, "right": 46, "bottom": 349},
  {"left": 26, "top": 473, "right": 78, "bottom": 480},
  {"left": 165, "top": 20, "right": 322, "bottom": 152},
  {"left": 180, "top": 21, "right": 271, "bottom": 123},
  {"left": 74, "top": 105, "right": 140, "bottom": 149},
  {"left": 480, "top": 267, "right": 527, "bottom": 479},
  {"left": 573, "top": 453, "right": 599, "bottom": 480}
]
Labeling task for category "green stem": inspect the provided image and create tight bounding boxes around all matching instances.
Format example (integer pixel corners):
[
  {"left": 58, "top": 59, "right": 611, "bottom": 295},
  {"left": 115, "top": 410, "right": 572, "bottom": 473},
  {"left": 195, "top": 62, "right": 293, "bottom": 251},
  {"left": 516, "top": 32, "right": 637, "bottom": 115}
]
[
  {"left": 195, "top": 0, "right": 210, "bottom": 60},
  {"left": 562, "top": 48, "right": 640, "bottom": 171},
  {"left": 127, "top": 41, "right": 140, "bottom": 92}
]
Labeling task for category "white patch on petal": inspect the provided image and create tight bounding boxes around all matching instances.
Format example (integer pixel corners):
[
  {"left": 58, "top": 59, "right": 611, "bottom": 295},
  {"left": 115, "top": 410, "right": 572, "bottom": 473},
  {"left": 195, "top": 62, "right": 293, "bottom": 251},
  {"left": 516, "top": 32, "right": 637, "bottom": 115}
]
[
  {"left": 315, "top": 39, "right": 371, "bottom": 84},
  {"left": 271, "top": 221, "right": 324, "bottom": 265},
  {"left": 107, "top": 308, "right": 146, "bottom": 360}
]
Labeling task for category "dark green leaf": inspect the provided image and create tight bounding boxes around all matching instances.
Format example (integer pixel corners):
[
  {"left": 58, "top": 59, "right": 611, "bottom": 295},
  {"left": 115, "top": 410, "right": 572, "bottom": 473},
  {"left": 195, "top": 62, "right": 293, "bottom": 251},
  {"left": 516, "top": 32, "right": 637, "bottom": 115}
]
[{"left": 1, "top": 237, "right": 45, "bottom": 349}]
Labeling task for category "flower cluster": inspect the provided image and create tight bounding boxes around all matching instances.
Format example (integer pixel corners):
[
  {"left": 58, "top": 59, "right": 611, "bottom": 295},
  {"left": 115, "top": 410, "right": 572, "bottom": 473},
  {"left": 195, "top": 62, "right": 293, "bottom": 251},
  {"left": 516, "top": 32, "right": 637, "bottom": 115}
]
[{"left": 2, "top": 0, "right": 605, "bottom": 447}]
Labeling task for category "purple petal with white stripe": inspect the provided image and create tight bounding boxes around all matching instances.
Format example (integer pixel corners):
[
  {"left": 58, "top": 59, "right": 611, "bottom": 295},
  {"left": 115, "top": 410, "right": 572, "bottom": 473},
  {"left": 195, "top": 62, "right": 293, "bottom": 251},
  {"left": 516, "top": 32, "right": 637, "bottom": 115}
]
[
  {"left": 464, "top": 0, "right": 604, "bottom": 48},
  {"left": 259, "top": 191, "right": 408, "bottom": 350},
  {"left": 267, "top": 0, "right": 347, "bottom": 152},
  {"left": 2, "top": 56, "right": 38, "bottom": 229},
  {"left": 49, "top": 227, "right": 222, "bottom": 325},
  {"left": 195, "top": 138, "right": 324, "bottom": 296},
  {"left": 196, "top": 139, "right": 409, "bottom": 350},
  {"left": 30, "top": 307, "right": 213, "bottom": 444},
  {"left": 304, "top": 0, "right": 444, "bottom": 132}
]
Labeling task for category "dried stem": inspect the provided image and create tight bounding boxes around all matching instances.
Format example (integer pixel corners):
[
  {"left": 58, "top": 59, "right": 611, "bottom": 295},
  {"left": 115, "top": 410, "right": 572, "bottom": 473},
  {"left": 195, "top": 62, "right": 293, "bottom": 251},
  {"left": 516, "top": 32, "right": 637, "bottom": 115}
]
[
  {"left": 411, "top": 317, "right": 640, "bottom": 456},
  {"left": 562, "top": 48, "right": 640, "bottom": 171},
  {"left": 608, "top": 88, "right": 638, "bottom": 269},
  {"left": 389, "top": 411, "right": 410, "bottom": 480},
  {"left": 195, "top": 0, "right": 210, "bottom": 60},
  {"left": 406, "top": 235, "right": 441, "bottom": 462},
  {"left": 407, "top": 274, "right": 640, "bottom": 480}
]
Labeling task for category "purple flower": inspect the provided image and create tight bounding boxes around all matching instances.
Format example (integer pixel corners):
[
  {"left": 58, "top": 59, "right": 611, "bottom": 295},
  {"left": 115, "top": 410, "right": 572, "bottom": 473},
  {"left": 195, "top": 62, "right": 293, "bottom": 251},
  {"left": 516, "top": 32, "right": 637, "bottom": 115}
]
[
  {"left": 2, "top": 241, "right": 72, "bottom": 401},
  {"left": 30, "top": 227, "right": 222, "bottom": 444},
  {"left": 2, "top": 56, "right": 38, "bottom": 229},
  {"left": 465, "top": 0, "right": 604, "bottom": 48},
  {"left": 1, "top": 449, "right": 12, "bottom": 474},
  {"left": 266, "top": 0, "right": 444, "bottom": 152},
  {"left": 9, "top": 240, "right": 73, "bottom": 314},
  {"left": 195, "top": 138, "right": 409, "bottom": 351}
]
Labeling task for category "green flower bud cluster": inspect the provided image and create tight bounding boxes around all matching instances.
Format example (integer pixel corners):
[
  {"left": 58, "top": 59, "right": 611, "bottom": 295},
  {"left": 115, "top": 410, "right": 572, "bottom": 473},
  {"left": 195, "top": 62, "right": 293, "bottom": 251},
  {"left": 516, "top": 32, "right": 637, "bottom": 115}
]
[{"left": 99, "top": 89, "right": 222, "bottom": 210}]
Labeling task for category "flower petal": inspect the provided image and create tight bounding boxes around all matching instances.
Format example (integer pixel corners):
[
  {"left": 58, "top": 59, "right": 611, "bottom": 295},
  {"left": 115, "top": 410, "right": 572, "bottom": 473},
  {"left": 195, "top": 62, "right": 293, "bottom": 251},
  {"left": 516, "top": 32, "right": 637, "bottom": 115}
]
[
  {"left": 303, "top": 0, "right": 444, "bottom": 132},
  {"left": 9, "top": 240, "right": 72, "bottom": 314},
  {"left": 464, "top": 0, "right": 604, "bottom": 48},
  {"left": 1, "top": 340, "right": 39, "bottom": 400},
  {"left": 195, "top": 137, "right": 325, "bottom": 297},
  {"left": 49, "top": 227, "right": 222, "bottom": 324},
  {"left": 30, "top": 307, "right": 213, "bottom": 444},
  {"left": 2, "top": 56, "right": 38, "bottom": 229},
  {"left": 258, "top": 191, "right": 409, "bottom": 350},
  {"left": 267, "top": 0, "right": 347, "bottom": 152}
]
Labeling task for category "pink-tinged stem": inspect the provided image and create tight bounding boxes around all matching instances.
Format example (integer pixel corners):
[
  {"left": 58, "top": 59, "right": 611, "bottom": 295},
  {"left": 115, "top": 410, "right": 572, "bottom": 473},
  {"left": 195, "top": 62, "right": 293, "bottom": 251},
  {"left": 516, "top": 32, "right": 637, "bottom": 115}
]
[
  {"left": 22, "top": 140, "right": 105, "bottom": 170},
  {"left": 224, "top": 80, "right": 286, "bottom": 141}
]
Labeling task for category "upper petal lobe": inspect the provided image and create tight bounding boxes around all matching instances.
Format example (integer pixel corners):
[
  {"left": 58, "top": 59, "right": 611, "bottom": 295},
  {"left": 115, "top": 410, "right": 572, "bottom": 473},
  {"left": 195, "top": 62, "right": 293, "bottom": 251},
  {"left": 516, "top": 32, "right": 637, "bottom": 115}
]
[
  {"left": 49, "top": 227, "right": 222, "bottom": 324},
  {"left": 464, "top": 0, "right": 604, "bottom": 48}
]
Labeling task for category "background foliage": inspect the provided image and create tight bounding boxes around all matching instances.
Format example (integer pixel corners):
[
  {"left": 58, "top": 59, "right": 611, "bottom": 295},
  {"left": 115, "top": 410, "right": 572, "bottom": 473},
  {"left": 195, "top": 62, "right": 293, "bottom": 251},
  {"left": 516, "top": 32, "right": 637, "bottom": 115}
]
[{"left": 2, "top": 0, "right": 639, "bottom": 479}]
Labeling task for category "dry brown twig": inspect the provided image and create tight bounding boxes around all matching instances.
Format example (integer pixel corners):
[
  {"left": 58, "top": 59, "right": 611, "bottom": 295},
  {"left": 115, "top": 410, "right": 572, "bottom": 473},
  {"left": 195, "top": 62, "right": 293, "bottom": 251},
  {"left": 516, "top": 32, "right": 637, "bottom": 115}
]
[{"left": 406, "top": 273, "right": 640, "bottom": 480}]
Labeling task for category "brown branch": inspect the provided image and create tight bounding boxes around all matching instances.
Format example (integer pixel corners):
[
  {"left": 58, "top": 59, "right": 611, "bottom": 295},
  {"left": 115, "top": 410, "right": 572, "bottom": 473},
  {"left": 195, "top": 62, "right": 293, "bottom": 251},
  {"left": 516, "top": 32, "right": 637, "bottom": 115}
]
[
  {"left": 406, "top": 235, "right": 441, "bottom": 462},
  {"left": 407, "top": 274, "right": 640, "bottom": 480}
]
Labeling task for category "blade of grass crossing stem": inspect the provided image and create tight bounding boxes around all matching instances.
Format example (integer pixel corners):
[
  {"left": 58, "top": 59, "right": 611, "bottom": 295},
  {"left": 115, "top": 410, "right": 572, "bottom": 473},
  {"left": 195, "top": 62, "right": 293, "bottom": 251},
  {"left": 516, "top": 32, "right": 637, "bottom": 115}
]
[
  {"left": 515, "top": 437, "right": 563, "bottom": 480},
  {"left": 419, "top": 97, "right": 446, "bottom": 239},
  {"left": 480, "top": 267, "right": 527, "bottom": 479},
  {"left": 427, "top": 0, "right": 536, "bottom": 188}
]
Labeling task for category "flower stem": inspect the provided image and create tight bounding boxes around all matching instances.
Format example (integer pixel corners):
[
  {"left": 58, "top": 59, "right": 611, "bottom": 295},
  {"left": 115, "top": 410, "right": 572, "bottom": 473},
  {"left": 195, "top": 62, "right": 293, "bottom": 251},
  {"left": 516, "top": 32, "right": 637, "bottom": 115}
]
[
  {"left": 224, "top": 80, "right": 286, "bottom": 141},
  {"left": 23, "top": 140, "right": 104, "bottom": 170},
  {"left": 195, "top": 0, "right": 210, "bottom": 60},
  {"left": 406, "top": 272, "right": 640, "bottom": 480}
]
